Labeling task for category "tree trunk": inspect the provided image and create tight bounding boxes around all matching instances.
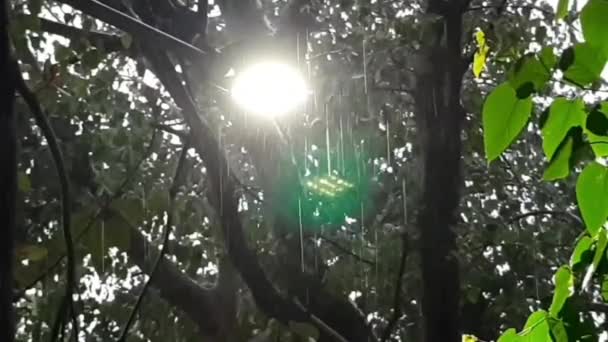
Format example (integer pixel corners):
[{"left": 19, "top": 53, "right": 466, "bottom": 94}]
[
  {"left": 0, "top": 0, "right": 17, "bottom": 340},
  {"left": 414, "top": 1, "right": 467, "bottom": 341}
]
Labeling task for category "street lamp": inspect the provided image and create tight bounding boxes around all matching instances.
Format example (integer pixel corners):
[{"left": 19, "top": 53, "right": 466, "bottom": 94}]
[{"left": 231, "top": 61, "right": 308, "bottom": 117}]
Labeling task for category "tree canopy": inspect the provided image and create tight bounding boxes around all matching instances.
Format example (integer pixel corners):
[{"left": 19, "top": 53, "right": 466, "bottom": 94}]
[{"left": 3, "top": 0, "right": 608, "bottom": 341}]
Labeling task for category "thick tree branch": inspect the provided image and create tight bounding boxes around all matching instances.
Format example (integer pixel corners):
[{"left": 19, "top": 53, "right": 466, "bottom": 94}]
[
  {"left": 14, "top": 62, "right": 79, "bottom": 341},
  {"left": 55, "top": 0, "right": 211, "bottom": 59},
  {"left": 143, "top": 48, "right": 309, "bottom": 322},
  {"left": 116, "top": 210, "right": 225, "bottom": 337}
]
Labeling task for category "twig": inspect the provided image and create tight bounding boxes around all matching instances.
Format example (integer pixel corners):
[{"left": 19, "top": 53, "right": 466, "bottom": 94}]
[
  {"left": 117, "top": 139, "right": 189, "bottom": 341},
  {"left": 507, "top": 210, "right": 583, "bottom": 226},
  {"left": 319, "top": 236, "right": 374, "bottom": 266},
  {"left": 380, "top": 234, "right": 409, "bottom": 342},
  {"left": 466, "top": 4, "right": 554, "bottom": 17},
  {"left": 14, "top": 62, "right": 79, "bottom": 341},
  {"left": 151, "top": 123, "right": 187, "bottom": 139}
]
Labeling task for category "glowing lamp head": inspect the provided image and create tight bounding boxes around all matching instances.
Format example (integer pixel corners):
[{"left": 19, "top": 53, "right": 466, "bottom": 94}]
[{"left": 231, "top": 62, "right": 308, "bottom": 117}]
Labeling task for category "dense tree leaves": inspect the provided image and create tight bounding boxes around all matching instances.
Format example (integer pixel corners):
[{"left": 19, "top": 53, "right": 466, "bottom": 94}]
[
  {"left": 9, "top": 0, "right": 608, "bottom": 340},
  {"left": 581, "top": 0, "right": 608, "bottom": 56},
  {"left": 483, "top": 82, "right": 533, "bottom": 162},
  {"left": 576, "top": 162, "right": 608, "bottom": 235}
]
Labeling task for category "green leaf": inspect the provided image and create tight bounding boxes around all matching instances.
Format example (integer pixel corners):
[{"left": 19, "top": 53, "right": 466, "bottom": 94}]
[
  {"left": 570, "top": 235, "right": 593, "bottom": 266},
  {"left": 582, "top": 229, "right": 608, "bottom": 289},
  {"left": 576, "top": 162, "right": 608, "bottom": 235},
  {"left": 586, "top": 109, "right": 608, "bottom": 136},
  {"left": 473, "top": 29, "right": 490, "bottom": 78},
  {"left": 462, "top": 334, "right": 478, "bottom": 342},
  {"left": 585, "top": 131, "right": 608, "bottom": 157},
  {"left": 482, "top": 82, "right": 533, "bottom": 162},
  {"left": 601, "top": 274, "right": 608, "bottom": 301},
  {"left": 522, "top": 310, "right": 550, "bottom": 341},
  {"left": 508, "top": 54, "right": 552, "bottom": 92},
  {"left": 120, "top": 33, "right": 133, "bottom": 49},
  {"left": 563, "top": 43, "right": 607, "bottom": 87},
  {"left": 558, "top": 47, "right": 575, "bottom": 71},
  {"left": 497, "top": 329, "right": 520, "bottom": 342},
  {"left": 540, "top": 47, "right": 558, "bottom": 71},
  {"left": 556, "top": 0, "right": 569, "bottom": 19},
  {"left": 16, "top": 244, "right": 48, "bottom": 262},
  {"left": 541, "top": 98, "right": 586, "bottom": 160},
  {"left": 18, "top": 172, "right": 31, "bottom": 192},
  {"left": 549, "top": 266, "right": 574, "bottom": 316},
  {"left": 543, "top": 136, "right": 573, "bottom": 181},
  {"left": 548, "top": 318, "right": 568, "bottom": 342},
  {"left": 581, "top": 0, "right": 608, "bottom": 57}
]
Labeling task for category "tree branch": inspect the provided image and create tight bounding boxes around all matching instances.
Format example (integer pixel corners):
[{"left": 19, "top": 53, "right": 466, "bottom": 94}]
[
  {"left": 55, "top": 0, "right": 211, "bottom": 59},
  {"left": 319, "top": 236, "right": 374, "bottom": 266},
  {"left": 507, "top": 210, "right": 583, "bottom": 226}
]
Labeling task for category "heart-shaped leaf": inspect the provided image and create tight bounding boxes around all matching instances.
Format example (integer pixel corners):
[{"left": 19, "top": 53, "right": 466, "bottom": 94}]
[
  {"left": 483, "top": 82, "right": 533, "bottom": 162},
  {"left": 576, "top": 162, "right": 608, "bottom": 235}
]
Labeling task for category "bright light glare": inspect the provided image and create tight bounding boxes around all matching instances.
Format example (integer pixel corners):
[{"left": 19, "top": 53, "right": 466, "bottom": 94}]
[{"left": 231, "top": 62, "right": 308, "bottom": 117}]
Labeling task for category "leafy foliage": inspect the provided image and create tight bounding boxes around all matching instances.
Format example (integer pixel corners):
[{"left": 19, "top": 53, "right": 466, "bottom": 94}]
[{"left": 7, "top": 0, "right": 608, "bottom": 340}]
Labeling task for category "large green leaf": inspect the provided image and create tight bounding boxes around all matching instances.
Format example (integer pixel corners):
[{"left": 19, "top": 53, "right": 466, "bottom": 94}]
[
  {"left": 549, "top": 266, "right": 574, "bottom": 316},
  {"left": 562, "top": 43, "right": 607, "bottom": 87},
  {"left": 570, "top": 235, "right": 593, "bottom": 266},
  {"left": 576, "top": 162, "right": 608, "bottom": 235},
  {"left": 508, "top": 54, "right": 552, "bottom": 92},
  {"left": 581, "top": 0, "right": 608, "bottom": 56},
  {"left": 542, "top": 98, "right": 586, "bottom": 160},
  {"left": 582, "top": 229, "right": 608, "bottom": 289},
  {"left": 497, "top": 329, "right": 520, "bottom": 342},
  {"left": 522, "top": 311, "right": 550, "bottom": 341},
  {"left": 482, "top": 82, "right": 533, "bottom": 162},
  {"left": 543, "top": 136, "right": 573, "bottom": 181},
  {"left": 548, "top": 318, "right": 568, "bottom": 342}
]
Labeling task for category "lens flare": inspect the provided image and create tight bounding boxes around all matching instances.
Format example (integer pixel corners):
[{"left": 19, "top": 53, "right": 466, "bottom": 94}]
[{"left": 231, "top": 62, "right": 308, "bottom": 117}]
